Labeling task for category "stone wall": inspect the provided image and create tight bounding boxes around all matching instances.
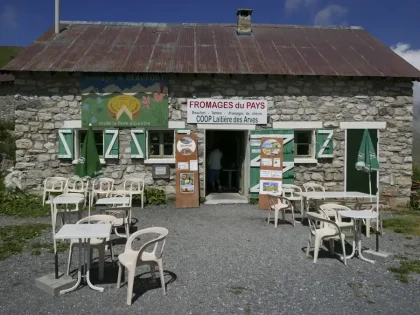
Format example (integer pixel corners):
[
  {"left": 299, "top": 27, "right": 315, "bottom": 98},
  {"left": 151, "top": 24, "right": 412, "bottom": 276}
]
[
  {"left": 10, "top": 72, "right": 413, "bottom": 206},
  {"left": 0, "top": 83, "right": 16, "bottom": 122}
]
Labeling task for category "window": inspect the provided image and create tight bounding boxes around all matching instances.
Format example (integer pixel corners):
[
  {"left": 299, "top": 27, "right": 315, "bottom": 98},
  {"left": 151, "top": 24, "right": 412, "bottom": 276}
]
[
  {"left": 78, "top": 130, "right": 104, "bottom": 158},
  {"left": 148, "top": 130, "right": 174, "bottom": 158},
  {"left": 294, "top": 130, "right": 314, "bottom": 158}
]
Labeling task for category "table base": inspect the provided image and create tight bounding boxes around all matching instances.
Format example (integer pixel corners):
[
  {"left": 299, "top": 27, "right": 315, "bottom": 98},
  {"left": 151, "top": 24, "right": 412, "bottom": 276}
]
[
  {"left": 343, "top": 219, "right": 375, "bottom": 264},
  {"left": 60, "top": 240, "right": 105, "bottom": 294}
]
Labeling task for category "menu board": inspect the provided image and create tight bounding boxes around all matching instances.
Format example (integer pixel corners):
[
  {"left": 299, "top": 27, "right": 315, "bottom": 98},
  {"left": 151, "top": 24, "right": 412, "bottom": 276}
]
[
  {"left": 258, "top": 137, "right": 283, "bottom": 210},
  {"left": 175, "top": 134, "right": 199, "bottom": 208}
]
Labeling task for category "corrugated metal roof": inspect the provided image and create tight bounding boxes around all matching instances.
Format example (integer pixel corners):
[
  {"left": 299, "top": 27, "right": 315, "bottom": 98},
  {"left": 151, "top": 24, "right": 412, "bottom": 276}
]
[{"left": 2, "top": 22, "right": 420, "bottom": 78}]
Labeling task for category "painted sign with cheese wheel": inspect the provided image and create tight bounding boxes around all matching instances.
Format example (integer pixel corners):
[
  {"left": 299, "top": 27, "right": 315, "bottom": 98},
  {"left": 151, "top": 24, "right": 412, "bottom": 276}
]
[{"left": 81, "top": 74, "right": 168, "bottom": 127}]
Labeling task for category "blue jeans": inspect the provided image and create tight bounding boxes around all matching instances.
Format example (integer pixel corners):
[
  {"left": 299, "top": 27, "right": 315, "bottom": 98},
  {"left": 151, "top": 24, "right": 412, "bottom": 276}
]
[{"left": 209, "top": 169, "right": 221, "bottom": 183}]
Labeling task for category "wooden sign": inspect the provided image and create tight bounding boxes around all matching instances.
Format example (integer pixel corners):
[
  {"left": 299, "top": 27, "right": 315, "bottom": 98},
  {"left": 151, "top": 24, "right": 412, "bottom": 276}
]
[
  {"left": 258, "top": 137, "right": 284, "bottom": 210},
  {"left": 175, "top": 134, "right": 200, "bottom": 208}
]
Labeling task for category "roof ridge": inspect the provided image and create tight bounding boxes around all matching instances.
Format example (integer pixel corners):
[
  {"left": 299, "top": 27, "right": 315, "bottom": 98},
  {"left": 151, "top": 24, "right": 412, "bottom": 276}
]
[{"left": 60, "top": 20, "right": 364, "bottom": 30}]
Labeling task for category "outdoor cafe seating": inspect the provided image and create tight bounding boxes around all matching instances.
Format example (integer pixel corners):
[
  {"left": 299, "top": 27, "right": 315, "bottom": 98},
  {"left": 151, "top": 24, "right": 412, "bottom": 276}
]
[{"left": 43, "top": 175, "right": 167, "bottom": 304}]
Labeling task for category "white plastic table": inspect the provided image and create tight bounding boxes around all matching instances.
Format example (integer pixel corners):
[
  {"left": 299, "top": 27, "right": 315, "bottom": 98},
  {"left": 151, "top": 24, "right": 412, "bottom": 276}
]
[
  {"left": 295, "top": 191, "right": 376, "bottom": 216},
  {"left": 95, "top": 197, "right": 130, "bottom": 206},
  {"left": 46, "top": 193, "right": 85, "bottom": 222},
  {"left": 340, "top": 210, "right": 378, "bottom": 264},
  {"left": 54, "top": 224, "right": 112, "bottom": 294},
  {"left": 46, "top": 194, "right": 86, "bottom": 279}
]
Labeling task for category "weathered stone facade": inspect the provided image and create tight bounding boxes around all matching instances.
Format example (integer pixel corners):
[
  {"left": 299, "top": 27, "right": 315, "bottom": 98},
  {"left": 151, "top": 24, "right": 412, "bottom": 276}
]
[
  {"left": 0, "top": 83, "right": 16, "bottom": 122},
  {"left": 8, "top": 72, "right": 413, "bottom": 206}
]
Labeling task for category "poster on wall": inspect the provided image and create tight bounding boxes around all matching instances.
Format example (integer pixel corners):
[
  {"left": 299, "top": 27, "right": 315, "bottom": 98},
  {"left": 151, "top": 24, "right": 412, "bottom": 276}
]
[
  {"left": 176, "top": 137, "right": 197, "bottom": 155},
  {"left": 186, "top": 99, "right": 267, "bottom": 124},
  {"left": 180, "top": 173, "right": 195, "bottom": 194},
  {"left": 259, "top": 180, "right": 281, "bottom": 195},
  {"left": 81, "top": 74, "right": 169, "bottom": 127},
  {"left": 259, "top": 137, "right": 284, "bottom": 210}
]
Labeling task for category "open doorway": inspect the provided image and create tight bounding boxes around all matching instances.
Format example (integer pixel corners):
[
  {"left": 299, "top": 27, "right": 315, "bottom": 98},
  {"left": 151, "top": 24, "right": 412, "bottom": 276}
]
[
  {"left": 205, "top": 130, "right": 247, "bottom": 196},
  {"left": 346, "top": 129, "right": 378, "bottom": 194}
]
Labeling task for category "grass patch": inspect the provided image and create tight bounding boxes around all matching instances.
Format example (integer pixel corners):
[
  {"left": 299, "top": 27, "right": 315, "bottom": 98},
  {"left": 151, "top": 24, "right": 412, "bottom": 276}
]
[
  {"left": 249, "top": 199, "right": 258, "bottom": 205},
  {"left": 0, "top": 223, "right": 50, "bottom": 260},
  {"left": 244, "top": 304, "right": 251, "bottom": 315},
  {"left": 347, "top": 281, "right": 367, "bottom": 299},
  {"left": 230, "top": 286, "right": 249, "bottom": 295},
  {"left": 394, "top": 254, "right": 409, "bottom": 260},
  {"left": 31, "top": 249, "right": 41, "bottom": 255},
  {"left": 383, "top": 214, "right": 420, "bottom": 236},
  {"left": 0, "top": 46, "right": 25, "bottom": 68},
  {"left": 0, "top": 190, "right": 50, "bottom": 217},
  {"left": 388, "top": 260, "right": 420, "bottom": 283},
  {"left": 31, "top": 241, "right": 68, "bottom": 254}
]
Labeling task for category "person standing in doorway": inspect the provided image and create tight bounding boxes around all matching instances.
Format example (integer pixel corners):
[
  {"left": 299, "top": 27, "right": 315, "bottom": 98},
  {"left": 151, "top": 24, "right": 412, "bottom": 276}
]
[{"left": 208, "top": 145, "right": 223, "bottom": 193}]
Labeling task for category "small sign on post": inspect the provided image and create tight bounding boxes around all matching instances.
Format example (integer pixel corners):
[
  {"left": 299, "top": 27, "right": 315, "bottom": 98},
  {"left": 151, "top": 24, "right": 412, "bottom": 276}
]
[
  {"left": 258, "top": 137, "right": 283, "bottom": 210},
  {"left": 175, "top": 134, "right": 200, "bottom": 208}
]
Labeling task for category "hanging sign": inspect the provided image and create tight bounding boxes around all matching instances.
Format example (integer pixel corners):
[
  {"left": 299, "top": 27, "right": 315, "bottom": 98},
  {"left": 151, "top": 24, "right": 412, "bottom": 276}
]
[
  {"left": 259, "top": 137, "right": 283, "bottom": 210},
  {"left": 81, "top": 74, "right": 169, "bottom": 127},
  {"left": 176, "top": 136, "right": 197, "bottom": 155},
  {"left": 186, "top": 99, "right": 267, "bottom": 124}
]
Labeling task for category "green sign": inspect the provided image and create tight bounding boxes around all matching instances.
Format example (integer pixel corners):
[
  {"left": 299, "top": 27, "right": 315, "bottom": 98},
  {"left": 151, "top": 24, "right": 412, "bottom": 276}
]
[{"left": 81, "top": 74, "right": 168, "bottom": 127}]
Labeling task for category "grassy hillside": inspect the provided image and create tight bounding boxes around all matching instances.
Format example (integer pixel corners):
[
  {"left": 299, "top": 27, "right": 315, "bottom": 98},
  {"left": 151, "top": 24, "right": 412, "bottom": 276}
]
[{"left": 0, "top": 46, "right": 25, "bottom": 69}]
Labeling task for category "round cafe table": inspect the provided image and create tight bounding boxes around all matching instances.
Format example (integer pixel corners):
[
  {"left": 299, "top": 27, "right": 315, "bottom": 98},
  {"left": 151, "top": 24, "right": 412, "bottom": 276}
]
[{"left": 340, "top": 210, "right": 378, "bottom": 264}]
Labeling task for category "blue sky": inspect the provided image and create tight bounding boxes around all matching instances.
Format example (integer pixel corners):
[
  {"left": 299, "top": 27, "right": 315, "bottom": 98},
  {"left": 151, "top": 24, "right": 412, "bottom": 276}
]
[{"left": 0, "top": 0, "right": 418, "bottom": 48}]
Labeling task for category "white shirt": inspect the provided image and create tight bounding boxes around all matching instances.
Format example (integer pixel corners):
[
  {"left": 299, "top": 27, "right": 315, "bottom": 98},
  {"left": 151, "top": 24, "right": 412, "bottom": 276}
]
[{"left": 208, "top": 149, "right": 223, "bottom": 170}]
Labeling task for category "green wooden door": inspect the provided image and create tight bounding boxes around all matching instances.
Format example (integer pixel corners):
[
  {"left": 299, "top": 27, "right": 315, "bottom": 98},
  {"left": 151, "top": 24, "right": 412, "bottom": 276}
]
[{"left": 249, "top": 130, "right": 295, "bottom": 199}]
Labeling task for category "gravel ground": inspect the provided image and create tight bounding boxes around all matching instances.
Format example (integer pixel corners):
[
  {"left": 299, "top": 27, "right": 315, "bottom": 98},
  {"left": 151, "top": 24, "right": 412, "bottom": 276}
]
[{"left": 0, "top": 204, "right": 420, "bottom": 315}]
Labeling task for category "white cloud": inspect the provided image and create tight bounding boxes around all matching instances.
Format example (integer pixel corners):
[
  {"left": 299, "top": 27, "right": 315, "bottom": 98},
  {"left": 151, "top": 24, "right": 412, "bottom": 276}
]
[
  {"left": 391, "top": 43, "right": 420, "bottom": 107},
  {"left": 314, "top": 4, "right": 348, "bottom": 26},
  {"left": 285, "top": 0, "right": 317, "bottom": 11},
  {"left": 0, "top": 5, "right": 18, "bottom": 29}
]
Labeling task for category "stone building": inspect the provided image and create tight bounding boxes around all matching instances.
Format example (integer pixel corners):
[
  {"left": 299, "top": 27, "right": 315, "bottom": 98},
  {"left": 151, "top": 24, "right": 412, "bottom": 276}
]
[
  {"left": 1, "top": 10, "right": 420, "bottom": 206},
  {"left": 0, "top": 74, "right": 16, "bottom": 122}
]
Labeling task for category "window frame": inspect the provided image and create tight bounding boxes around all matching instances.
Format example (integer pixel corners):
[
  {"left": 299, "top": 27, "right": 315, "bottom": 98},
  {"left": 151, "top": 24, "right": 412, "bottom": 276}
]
[
  {"left": 294, "top": 130, "right": 315, "bottom": 159},
  {"left": 73, "top": 128, "right": 106, "bottom": 165},
  {"left": 272, "top": 122, "right": 322, "bottom": 164},
  {"left": 147, "top": 129, "right": 175, "bottom": 159}
]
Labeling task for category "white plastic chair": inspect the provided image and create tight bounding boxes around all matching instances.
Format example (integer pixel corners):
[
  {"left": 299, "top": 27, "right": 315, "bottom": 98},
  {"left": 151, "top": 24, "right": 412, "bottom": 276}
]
[
  {"left": 104, "top": 206, "right": 132, "bottom": 238},
  {"left": 117, "top": 227, "right": 169, "bottom": 305},
  {"left": 267, "top": 194, "right": 295, "bottom": 228},
  {"left": 66, "top": 214, "right": 116, "bottom": 280},
  {"left": 303, "top": 182, "right": 326, "bottom": 211},
  {"left": 65, "top": 177, "right": 89, "bottom": 209},
  {"left": 282, "top": 184, "right": 303, "bottom": 214},
  {"left": 42, "top": 177, "right": 67, "bottom": 205},
  {"left": 319, "top": 203, "right": 354, "bottom": 232},
  {"left": 111, "top": 178, "right": 145, "bottom": 209},
  {"left": 306, "top": 212, "right": 347, "bottom": 265},
  {"left": 91, "top": 178, "right": 115, "bottom": 206}
]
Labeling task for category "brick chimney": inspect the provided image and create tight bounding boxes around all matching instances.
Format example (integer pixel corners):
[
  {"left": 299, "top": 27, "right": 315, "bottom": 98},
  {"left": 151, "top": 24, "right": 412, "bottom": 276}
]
[{"left": 236, "top": 9, "right": 253, "bottom": 35}]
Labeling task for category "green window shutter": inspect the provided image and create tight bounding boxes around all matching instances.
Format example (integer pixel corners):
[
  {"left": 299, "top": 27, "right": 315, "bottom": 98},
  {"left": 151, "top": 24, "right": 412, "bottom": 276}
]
[
  {"left": 280, "top": 130, "right": 295, "bottom": 185},
  {"left": 104, "top": 129, "right": 119, "bottom": 159},
  {"left": 130, "top": 129, "right": 146, "bottom": 158},
  {"left": 249, "top": 129, "right": 295, "bottom": 199},
  {"left": 58, "top": 129, "right": 74, "bottom": 159},
  {"left": 176, "top": 129, "right": 191, "bottom": 134},
  {"left": 316, "top": 129, "right": 334, "bottom": 158}
]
